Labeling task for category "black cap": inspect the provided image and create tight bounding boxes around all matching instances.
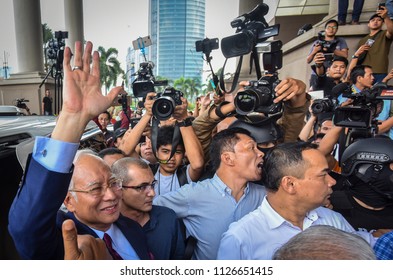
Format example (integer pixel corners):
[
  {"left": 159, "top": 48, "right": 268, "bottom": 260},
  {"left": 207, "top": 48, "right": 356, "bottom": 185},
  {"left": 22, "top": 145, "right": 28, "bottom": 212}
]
[
  {"left": 369, "top": 13, "right": 384, "bottom": 21},
  {"left": 113, "top": 128, "right": 127, "bottom": 142}
]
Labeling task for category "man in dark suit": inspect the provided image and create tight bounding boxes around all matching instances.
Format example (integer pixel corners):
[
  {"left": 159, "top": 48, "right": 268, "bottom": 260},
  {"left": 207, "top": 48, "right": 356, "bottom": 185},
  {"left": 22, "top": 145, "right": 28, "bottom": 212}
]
[{"left": 8, "top": 41, "right": 151, "bottom": 260}]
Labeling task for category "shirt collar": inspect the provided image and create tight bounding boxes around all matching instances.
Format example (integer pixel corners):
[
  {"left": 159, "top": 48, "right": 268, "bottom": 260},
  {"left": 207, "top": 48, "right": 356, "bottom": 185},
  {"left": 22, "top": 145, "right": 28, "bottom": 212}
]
[{"left": 261, "top": 196, "right": 320, "bottom": 230}]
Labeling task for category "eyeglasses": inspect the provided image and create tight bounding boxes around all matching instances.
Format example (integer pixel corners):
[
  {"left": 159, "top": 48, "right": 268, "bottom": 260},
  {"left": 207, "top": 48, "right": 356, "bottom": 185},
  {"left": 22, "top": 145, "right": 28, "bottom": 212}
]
[
  {"left": 70, "top": 178, "right": 123, "bottom": 198},
  {"left": 122, "top": 180, "right": 157, "bottom": 193},
  {"left": 326, "top": 26, "right": 338, "bottom": 30}
]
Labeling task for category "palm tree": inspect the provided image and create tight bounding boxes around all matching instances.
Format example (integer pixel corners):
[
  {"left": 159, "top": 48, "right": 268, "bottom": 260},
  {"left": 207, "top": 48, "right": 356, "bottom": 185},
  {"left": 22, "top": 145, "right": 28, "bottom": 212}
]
[{"left": 98, "top": 46, "right": 124, "bottom": 94}]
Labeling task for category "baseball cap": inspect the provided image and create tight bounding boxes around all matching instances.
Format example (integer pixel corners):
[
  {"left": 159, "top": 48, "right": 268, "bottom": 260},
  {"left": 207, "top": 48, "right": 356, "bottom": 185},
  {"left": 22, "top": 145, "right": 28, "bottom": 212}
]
[{"left": 369, "top": 13, "right": 384, "bottom": 21}]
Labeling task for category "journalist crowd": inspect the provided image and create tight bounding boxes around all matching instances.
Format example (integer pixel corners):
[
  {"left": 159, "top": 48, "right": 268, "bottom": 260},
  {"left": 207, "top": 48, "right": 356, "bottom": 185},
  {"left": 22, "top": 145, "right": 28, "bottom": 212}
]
[{"left": 7, "top": 3, "right": 393, "bottom": 261}]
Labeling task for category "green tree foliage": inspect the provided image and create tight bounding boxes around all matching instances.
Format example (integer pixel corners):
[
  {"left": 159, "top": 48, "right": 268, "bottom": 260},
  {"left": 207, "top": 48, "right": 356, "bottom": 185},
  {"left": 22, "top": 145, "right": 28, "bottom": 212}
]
[
  {"left": 173, "top": 77, "right": 201, "bottom": 100},
  {"left": 98, "top": 46, "right": 124, "bottom": 94}
]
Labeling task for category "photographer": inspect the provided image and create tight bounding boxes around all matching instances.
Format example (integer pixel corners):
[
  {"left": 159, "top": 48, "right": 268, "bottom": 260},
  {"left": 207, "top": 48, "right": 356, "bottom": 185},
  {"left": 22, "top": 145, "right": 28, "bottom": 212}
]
[
  {"left": 306, "top": 20, "right": 348, "bottom": 89},
  {"left": 117, "top": 91, "right": 204, "bottom": 196},
  {"left": 318, "top": 65, "right": 393, "bottom": 170},
  {"left": 306, "top": 20, "right": 348, "bottom": 65}
]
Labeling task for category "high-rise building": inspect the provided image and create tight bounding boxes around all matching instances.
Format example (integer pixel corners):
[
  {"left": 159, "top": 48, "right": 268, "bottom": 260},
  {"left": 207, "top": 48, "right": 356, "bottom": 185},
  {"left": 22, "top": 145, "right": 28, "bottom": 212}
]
[{"left": 149, "top": 0, "right": 205, "bottom": 83}]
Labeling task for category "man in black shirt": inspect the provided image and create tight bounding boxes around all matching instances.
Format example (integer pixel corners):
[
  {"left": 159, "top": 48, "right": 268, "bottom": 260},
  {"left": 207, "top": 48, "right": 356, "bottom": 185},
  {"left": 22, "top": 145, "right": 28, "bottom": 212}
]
[{"left": 330, "top": 137, "right": 393, "bottom": 232}]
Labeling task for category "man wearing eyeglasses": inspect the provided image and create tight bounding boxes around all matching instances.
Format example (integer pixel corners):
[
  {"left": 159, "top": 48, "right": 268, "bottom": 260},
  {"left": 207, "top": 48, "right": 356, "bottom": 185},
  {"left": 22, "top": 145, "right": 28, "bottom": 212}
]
[
  {"left": 8, "top": 41, "right": 151, "bottom": 260},
  {"left": 112, "top": 157, "right": 185, "bottom": 259},
  {"left": 306, "top": 19, "right": 348, "bottom": 89}
]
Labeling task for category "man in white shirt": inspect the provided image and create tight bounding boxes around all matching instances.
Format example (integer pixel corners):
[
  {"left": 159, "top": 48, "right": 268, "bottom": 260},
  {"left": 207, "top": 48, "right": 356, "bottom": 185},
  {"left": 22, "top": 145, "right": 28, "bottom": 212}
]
[{"left": 217, "top": 141, "right": 376, "bottom": 260}]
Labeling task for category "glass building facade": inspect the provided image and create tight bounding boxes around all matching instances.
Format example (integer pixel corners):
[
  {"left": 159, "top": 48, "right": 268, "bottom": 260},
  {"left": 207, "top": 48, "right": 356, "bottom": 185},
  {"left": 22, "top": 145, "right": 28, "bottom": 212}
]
[{"left": 149, "top": 0, "right": 205, "bottom": 82}]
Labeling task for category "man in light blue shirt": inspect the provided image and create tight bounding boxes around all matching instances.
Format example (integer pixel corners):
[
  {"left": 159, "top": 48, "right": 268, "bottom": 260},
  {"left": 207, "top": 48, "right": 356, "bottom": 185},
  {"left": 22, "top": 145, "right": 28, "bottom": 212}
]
[
  {"left": 154, "top": 127, "right": 266, "bottom": 260},
  {"left": 217, "top": 142, "right": 376, "bottom": 260}
]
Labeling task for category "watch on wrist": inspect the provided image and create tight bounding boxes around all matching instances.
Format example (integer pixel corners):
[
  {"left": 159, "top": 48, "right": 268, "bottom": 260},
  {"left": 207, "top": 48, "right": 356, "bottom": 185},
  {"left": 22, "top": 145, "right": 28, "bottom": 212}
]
[
  {"left": 177, "top": 117, "right": 193, "bottom": 127},
  {"left": 352, "top": 55, "right": 359, "bottom": 59}
]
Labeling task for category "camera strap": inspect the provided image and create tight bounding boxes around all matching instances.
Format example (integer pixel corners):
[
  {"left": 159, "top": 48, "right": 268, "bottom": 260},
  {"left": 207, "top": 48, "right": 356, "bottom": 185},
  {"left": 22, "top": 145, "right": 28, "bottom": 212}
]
[
  {"left": 219, "top": 55, "right": 243, "bottom": 94},
  {"left": 151, "top": 117, "right": 181, "bottom": 164},
  {"left": 219, "top": 48, "right": 262, "bottom": 94}
]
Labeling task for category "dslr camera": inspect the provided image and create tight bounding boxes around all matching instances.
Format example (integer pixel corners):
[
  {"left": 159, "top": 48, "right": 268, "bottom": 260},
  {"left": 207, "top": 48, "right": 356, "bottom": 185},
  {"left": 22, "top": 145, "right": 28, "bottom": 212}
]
[
  {"left": 234, "top": 75, "right": 282, "bottom": 115},
  {"left": 316, "top": 31, "right": 338, "bottom": 54},
  {"left": 311, "top": 98, "right": 337, "bottom": 115},
  {"left": 152, "top": 87, "right": 184, "bottom": 120},
  {"left": 132, "top": 62, "right": 167, "bottom": 99}
]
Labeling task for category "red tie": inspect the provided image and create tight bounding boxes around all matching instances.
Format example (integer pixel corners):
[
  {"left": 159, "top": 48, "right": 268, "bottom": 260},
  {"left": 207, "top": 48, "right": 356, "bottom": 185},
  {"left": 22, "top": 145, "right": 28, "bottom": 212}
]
[{"left": 103, "top": 233, "right": 123, "bottom": 260}]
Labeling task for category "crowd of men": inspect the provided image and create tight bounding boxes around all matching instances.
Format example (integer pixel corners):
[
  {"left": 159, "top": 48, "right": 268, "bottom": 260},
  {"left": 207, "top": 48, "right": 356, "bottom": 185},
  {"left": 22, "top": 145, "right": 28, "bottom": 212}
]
[{"left": 7, "top": 5, "right": 393, "bottom": 260}]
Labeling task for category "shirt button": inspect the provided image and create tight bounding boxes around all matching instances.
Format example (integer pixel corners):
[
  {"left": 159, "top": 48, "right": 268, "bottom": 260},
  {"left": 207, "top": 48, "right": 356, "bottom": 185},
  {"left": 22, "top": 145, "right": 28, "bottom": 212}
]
[{"left": 42, "top": 149, "right": 47, "bottom": 157}]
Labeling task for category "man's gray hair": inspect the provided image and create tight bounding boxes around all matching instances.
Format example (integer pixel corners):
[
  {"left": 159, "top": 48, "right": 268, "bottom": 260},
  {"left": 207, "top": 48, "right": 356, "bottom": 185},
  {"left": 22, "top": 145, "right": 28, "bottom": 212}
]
[
  {"left": 272, "top": 225, "right": 376, "bottom": 260},
  {"left": 111, "top": 157, "right": 150, "bottom": 183}
]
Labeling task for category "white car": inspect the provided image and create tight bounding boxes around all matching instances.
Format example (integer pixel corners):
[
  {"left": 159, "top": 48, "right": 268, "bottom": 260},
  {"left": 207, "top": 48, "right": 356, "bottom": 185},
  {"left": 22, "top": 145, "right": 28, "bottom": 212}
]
[{"left": 0, "top": 108, "right": 106, "bottom": 259}]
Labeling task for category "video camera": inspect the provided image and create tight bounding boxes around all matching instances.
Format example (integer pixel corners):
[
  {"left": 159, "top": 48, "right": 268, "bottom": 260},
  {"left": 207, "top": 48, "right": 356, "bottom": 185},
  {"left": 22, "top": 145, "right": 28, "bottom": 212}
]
[
  {"left": 152, "top": 87, "right": 183, "bottom": 120},
  {"left": 333, "top": 82, "right": 393, "bottom": 129},
  {"left": 316, "top": 31, "right": 338, "bottom": 54},
  {"left": 132, "top": 61, "right": 168, "bottom": 99},
  {"left": 15, "top": 98, "right": 29, "bottom": 110},
  {"left": 46, "top": 31, "right": 68, "bottom": 73},
  {"left": 221, "top": 3, "right": 280, "bottom": 59}
]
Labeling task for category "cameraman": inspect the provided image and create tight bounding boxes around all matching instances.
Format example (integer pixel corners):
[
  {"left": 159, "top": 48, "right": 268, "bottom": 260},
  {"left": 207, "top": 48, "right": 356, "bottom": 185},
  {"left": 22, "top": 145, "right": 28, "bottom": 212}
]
[
  {"left": 306, "top": 20, "right": 348, "bottom": 89},
  {"left": 306, "top": 20, "right": 348, "bottom": 65},
  {"left": 329, "top": 137, "right": 393, "bottom": 232}
]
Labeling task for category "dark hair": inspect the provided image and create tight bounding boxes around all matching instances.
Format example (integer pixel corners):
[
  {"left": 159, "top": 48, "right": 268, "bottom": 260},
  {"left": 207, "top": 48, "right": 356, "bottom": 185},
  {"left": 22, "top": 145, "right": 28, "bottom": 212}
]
[
  {"left": 156, "top": 125, "right": 184, "bottom": 150},
  {"left": 262, "top": 141, "right": 318, "bottom": 192},
  {"left": 99, "top": 111, "right": 111, "bottom": 119},
  {"left": 209, "top": 127, "right": 253, "bottom": 171},
  {"left": 330, "top": 55, "right": 348, "bottom": 67},
  {"left": 325, "top": 19, "right": 339, "bottom": 28},
  {"left": 350, "top": 65, "right": 372, "bottom": 84},
  {"left": 97, "top": 147, "right": 126, "bottom": 159}
]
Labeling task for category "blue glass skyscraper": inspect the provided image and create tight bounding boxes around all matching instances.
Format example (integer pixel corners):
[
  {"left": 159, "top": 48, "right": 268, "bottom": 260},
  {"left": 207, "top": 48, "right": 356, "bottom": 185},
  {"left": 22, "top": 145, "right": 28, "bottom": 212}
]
[{"left": 149, "top": 0, "right": 205, "bottom": 82}]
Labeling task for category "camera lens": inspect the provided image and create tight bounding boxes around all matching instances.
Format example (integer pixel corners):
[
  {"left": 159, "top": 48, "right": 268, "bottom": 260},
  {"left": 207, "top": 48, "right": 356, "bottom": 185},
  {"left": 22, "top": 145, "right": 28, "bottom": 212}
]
[
  {"left": 234, "top": 90, "right": 258, "bottom": 115},
  {"left": 152, "top": 96, "right": 175, "bottom": 120}
]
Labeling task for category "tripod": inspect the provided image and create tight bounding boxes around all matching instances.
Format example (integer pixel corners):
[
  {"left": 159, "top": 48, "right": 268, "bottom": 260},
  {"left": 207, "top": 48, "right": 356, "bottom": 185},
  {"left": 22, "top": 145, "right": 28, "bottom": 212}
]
[{"left": 39, "top": 61, "right": 63, "bottom": 115}]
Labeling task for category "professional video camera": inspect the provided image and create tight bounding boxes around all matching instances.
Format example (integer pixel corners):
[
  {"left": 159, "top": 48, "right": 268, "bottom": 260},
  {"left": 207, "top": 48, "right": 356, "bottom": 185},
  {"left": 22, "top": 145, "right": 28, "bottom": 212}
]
[
  {"left": 333, "top": 82, "right": 393, "bottom": 130},
  {"left": 14, "top": 98, "right": 29, "bottom": 110},
  {"left": 221, "top": 3, "right": 280, "bottom": 59},
  {"left": 132, "top": 61, "right": 168, "bottom": 99},
  {"left": 46, "top": 31, "right": 68, "bottom": 73},
  {"left": 316, "top": 31, "right": 338, "bottom": 54},
  {"left": 152, "top": 87, "right": 183, "bottom": 120},
  {"left": 311, "top": 98, "right": 338, "bottom": 115}
]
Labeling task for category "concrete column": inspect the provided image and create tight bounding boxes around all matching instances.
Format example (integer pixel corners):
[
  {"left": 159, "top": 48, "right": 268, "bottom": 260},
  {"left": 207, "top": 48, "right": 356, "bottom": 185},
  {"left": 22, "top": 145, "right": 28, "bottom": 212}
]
[
  {"left": 64, "top": 0, "right": 84, "bottom": 53},
  {"left": 13, "top": 0, "right": 44, "bottom": 73}
]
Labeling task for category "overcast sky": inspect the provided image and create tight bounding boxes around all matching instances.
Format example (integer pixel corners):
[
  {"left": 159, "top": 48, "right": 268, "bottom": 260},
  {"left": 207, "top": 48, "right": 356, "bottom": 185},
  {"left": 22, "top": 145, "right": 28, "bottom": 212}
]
[{"left": 0, "top": 0, "right": 244, "bottom": 82}]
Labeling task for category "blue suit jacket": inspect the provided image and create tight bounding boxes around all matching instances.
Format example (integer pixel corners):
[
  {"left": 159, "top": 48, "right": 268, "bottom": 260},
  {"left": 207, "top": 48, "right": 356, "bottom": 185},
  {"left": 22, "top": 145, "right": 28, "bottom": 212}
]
[{"left": 8, "top": 156, "right": 150, "bottom": 260}]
